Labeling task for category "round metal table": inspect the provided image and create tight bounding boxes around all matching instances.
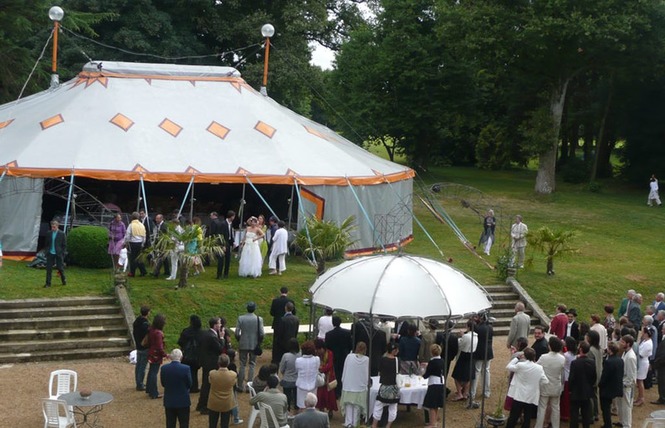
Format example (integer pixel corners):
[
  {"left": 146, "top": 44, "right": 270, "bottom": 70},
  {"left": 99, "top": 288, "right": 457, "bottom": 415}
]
[{"left": 60, "top": 391, "right": 113, "bottom": 428}]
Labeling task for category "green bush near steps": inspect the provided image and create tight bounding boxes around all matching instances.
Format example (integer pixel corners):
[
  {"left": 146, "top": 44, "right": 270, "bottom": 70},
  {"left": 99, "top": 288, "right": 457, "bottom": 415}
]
[{"left": 67, "top": 226, "right": 111, "bottom": 268}]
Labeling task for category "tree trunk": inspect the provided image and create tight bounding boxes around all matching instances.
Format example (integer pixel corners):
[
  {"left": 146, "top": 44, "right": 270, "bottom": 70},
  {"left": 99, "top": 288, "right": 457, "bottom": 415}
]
[
  {"left": 178, "top": 264, "right": 189, "bottom": 289},
  {"left": 590, "top": 73, "right": 614, "bottom": 182},
  {"left": 569, "top": 121, "right": 579, "bottom": 159},
  {"left": 535, "top": 79, "right": 570, "bottom": 194},
  {"left": 546, "top": 257, "right": 554, "bottom": 275}
]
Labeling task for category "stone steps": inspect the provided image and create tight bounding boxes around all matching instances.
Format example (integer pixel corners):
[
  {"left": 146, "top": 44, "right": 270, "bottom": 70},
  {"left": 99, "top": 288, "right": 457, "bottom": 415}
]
[
  {"left": 0, "top": 296, "right": 131, "bottom": 363},
  {"left": 482, "top": 284, "right": 540, "bottom": 335}
]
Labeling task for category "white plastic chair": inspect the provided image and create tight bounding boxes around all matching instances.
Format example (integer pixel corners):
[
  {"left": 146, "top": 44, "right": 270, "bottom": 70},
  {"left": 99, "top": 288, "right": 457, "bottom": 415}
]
[
  {"left": 48, "top": 369, "right": 78, "bottom": 399},
  {"left": 247, "top": 381, "right": 260, "bottom": 428},
  {"left": 258, "top": 403, "right": 290, "bottom": 428},
  {"left": 41, "top": 399, "right": 77, "bottom": 428}
]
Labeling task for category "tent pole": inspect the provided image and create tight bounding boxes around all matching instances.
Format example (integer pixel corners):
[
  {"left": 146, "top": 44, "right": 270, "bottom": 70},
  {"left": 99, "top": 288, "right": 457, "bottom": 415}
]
[
  {"left": 292, "top": 178, "right": 317, "bottom": 268},
  {"left": 139, "top": 175, "right": 149, "bottom": 220},
  {"left": 238, "top": 182, "right": 246, "bottom": 225},
  {"left": 63, "top": 171, "right": 75, "bottom": 234},
  {"left": 345, "top": 177, "right": 385, "bottom": 252},
  {"left": 245, "top": 176, "right": 279, "bottom": 220},
  {"left": 441, "top": 316, "right": 452, "bottom": 428},
  {"left": 135, "top": 181, "right": 142, "bottom": 212},
  {"left": 287, "top": 185, "right": 295, "bottom": 227},
  {"left": 178, "top": 175, "right": 196, "bottom": 220},
  {"left": 189, "top": 181, "right": 195, "bottom": 221},
  {"left": 0, "top": 169, "right": 6, "bottom": 184}
]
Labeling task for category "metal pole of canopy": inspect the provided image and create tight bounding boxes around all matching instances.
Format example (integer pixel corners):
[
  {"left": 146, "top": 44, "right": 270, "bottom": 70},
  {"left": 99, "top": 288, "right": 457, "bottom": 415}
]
[
  {"left": 345, "top": 177, "right": 385, "bottom": 252},
  {"left": 178, "top": 176, "right": 196, "bottom": 220},
  {"left": 292, "top": 177, "right": 317, "bottom": 268},
  {"left": 287, "top": 185, "right": 295, "bottom": 228},
  {"left": 189, "top": 182, "right": 195, "bottom": 221},
  {"left": 139, "top": 175, "right": 149, "bottom": 219},
  {"left": 244, "top": 176, "right": 279, "bottom": 220},
  {"left": 63, "top": 171, "right": 75, "bottom": 233},
  {"left": 238, "top": 182, "right": 247, "bottom": 226}
]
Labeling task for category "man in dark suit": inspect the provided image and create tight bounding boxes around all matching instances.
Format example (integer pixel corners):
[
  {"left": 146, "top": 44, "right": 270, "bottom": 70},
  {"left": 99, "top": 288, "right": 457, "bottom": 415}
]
[
  {"left": 208, "top": 212, "right": 225, "bottom": 279},
  {"left": 569, "top": 342, "right": 597, "bottom": 428},
  {"left": 600, "top": 342, "right": 624, "bottom": 427},
  {"left": 44, "top": 220, "right": 67, "bottom": 287},
  {"left": 270, "top": 287, "right": 296, "bottom": 363},
  {"left": 160, "top": 348, "right": 192, "bottom": 428},
  {"left": 218, "top": 210, "right": 235, "bottom": 279},
  {"left": 196, "top": 317, "right": 223, "bottom": 414},
  {"left": 627, "top": 294, "right": 643, "bottom": 329},
  {"left": 351, "top": 318, "right": 387, "bottom": 376},
  {"left": 532, "top": 325, "right": 549, "bottom": 361},
  {"left": 471, "top": 314, "right": 494, "bottom": 405},
  {"left": 652, "top": 323, "right": 665, "bottom": 405},
  {"left": 325, "top": 316, "right": 352, "bottom": 398},
  {"left": 274, "top": 302, "right": 299, "bottom": 365},
  {"left": 566, "top": 309, "right": 581, "bottom": 340}
]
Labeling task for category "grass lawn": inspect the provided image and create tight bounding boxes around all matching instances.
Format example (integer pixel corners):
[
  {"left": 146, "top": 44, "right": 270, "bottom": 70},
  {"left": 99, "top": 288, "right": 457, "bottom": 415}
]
[{"left": 2, "top": 166, "right": 662, "bottom": 346}]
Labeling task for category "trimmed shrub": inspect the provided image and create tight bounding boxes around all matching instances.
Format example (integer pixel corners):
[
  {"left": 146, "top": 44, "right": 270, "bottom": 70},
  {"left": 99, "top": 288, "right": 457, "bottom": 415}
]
[{"left": 67, "top": 226, "right": 110, "bottom": 268}]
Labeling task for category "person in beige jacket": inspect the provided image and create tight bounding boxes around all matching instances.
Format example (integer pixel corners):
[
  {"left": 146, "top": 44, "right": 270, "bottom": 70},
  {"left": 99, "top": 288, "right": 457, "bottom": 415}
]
[{"left": 208, "top": 354, "right": 237, "bottom": 428}]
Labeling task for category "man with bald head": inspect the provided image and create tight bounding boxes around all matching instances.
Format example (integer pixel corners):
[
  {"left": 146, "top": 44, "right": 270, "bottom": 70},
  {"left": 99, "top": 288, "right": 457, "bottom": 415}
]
[{"left": 507, "top": 301, "right": 531, "bottom": 349}]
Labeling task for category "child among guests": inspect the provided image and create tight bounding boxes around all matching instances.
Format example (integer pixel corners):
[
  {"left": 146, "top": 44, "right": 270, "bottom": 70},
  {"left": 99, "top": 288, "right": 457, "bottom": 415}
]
[
  {"left": 117, "top": 245, "right": 128, "bottom": 272},
  {"left": 227, "top": 349, "right": 243, "bottom": 425}
]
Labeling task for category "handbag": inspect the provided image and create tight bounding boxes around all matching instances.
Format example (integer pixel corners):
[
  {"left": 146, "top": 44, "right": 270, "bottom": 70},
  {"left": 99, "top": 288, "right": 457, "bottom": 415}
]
[
  {"left": 315, "top": 372, "right": 326, "bottom": 388},
  {"left": 253, "top": 315, "right": 263, "bottom": 356},
  {"left": 327, "top": 379, "right": 338, "bottom": 391}
]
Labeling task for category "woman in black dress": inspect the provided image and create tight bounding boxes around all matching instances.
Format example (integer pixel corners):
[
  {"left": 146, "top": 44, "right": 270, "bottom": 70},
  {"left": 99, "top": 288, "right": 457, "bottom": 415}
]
[
  {"left": 423, "top": 344, "right": 444, "bottom": 428},
  {"left": 451, "top": 319, "right": 478, "bottom": 401},
  {"left": 371, "top": 343, "right": 399, "bottom": 428}
]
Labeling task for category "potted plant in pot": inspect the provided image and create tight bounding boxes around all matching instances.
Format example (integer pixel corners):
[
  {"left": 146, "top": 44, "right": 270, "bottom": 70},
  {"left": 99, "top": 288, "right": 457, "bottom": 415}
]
[{"left": 485, "top": 377, "right": 507, "bottom": 427}]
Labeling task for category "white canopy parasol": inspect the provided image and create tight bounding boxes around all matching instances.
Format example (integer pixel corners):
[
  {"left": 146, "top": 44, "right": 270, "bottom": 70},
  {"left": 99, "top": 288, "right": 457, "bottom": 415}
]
[{"left": 309, "top": 254, "right": 492, "bottom": 319}]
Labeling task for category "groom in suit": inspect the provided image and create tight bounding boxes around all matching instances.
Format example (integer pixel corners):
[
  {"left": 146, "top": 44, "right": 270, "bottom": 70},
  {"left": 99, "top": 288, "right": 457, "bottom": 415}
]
[
  {"left": 219, "top": 210, "right": 235, "bottom": 279},
  {"left": 160, "top": 348, "right": 192, "bottom": 428},
  {"left": 44, "top": 220, "right": 67, "bottom": 287}
]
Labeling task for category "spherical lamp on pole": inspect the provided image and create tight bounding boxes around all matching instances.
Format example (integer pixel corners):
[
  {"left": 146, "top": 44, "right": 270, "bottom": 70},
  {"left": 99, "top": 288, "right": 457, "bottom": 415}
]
[
  {"left": 49, "top": 6, "right": 65, "bottom": 87},
  {"left": 260, "top": 24, "right": 275, "bottom": 96}
]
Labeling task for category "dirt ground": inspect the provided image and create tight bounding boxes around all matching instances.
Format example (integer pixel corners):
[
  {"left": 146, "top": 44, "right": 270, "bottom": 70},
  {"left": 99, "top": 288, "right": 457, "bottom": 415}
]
[{"left": 1, "top": 345, "right": 658, "bottom": 428}]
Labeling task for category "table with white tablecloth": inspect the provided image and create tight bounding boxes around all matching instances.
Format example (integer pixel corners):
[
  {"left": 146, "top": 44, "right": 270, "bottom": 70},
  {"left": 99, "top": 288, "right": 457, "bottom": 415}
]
[{"left": 368, "top": 375, "right": 430, "bottom": 412}]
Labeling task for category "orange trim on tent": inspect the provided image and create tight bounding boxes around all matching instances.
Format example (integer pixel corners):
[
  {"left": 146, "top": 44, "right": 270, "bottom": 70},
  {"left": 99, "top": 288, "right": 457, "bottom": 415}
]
[
  {"left": 0, "top": 167, "right": 415, "bottom": 186},
  {"left": 299, "top": 188, "right": 325, "bottom": 219},
  {"left": 79, "top": 71, "right": 245, "bottom": 83}
]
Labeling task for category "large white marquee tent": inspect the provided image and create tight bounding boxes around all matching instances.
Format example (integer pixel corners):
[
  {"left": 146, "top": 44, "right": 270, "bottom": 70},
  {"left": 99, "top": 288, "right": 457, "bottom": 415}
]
[{"left": 0, "top": 61, "right": 414, "bottom": 255}]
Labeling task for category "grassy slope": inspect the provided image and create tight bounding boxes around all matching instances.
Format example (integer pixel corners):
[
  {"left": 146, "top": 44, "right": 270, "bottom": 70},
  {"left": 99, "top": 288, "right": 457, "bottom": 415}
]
[{"left": 2, "top": 166, "right": 662, "bottom": 346}]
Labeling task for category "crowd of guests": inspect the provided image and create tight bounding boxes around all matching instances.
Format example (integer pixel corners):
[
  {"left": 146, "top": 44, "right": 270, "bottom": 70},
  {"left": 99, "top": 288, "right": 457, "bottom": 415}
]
[
  {"left": 108, "top": 209, "right": 289, "bottom": 284},
  {"left": 500, "top": 290, "right": 665, "bottom": 428}
]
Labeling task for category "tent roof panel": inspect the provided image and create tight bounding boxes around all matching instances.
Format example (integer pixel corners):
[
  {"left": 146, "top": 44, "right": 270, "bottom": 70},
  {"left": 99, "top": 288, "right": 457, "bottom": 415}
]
[{"left": 0, "top": 61, "right": 413, "bottom": 185}]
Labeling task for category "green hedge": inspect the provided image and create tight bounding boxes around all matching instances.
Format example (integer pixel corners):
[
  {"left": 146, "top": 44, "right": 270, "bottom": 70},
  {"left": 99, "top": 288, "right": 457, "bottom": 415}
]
[{"left": 67, "top": 226, "right": 111, "bottom": 268}]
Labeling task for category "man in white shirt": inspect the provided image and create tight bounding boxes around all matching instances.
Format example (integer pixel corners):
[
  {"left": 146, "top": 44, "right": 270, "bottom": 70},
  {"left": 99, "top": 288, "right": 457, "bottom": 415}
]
[
  {"left": 268, "top": 220, "right": 288, "bottom": 275},
  {"left": 510, "top": 215, "right": 528, "bottom": 268},
  {"left": 534, "top": 337, "right": 565, "bottom": 428},
  {"left": 618, "top": 335, "right": 637, "bottom": 428},
  {"left": 505, "top": 347, "right": 549, "bottom": 428}
]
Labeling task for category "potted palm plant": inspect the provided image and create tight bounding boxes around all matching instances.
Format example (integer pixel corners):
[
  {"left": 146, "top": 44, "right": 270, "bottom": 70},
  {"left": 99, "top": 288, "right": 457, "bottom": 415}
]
[
  {"left": 294, "top": 215, "right": 356, "bottom": 274},
  {"left": 486, "top": 377, "right": 507, "bottom": 427}
]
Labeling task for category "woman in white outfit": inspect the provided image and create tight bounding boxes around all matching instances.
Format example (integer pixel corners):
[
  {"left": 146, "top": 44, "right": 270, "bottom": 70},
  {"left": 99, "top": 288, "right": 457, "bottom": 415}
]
[
  {"left": 238, "top": 216, "right": 265, "bottom": 278},
  {"left": 634, "top": 327, "right": 653, "bottom": 406},
  {"left": 166, "top": 220, "right": 184, "bottom": 281},
  {"left": 648, "top": 174, "right": 662, "bottom": 206},
  {"left": 341, "top": 342, "right": 370, "bottom": 428},
  {"left": 295, "top": 340, "right": 321, "bottom": 410}
]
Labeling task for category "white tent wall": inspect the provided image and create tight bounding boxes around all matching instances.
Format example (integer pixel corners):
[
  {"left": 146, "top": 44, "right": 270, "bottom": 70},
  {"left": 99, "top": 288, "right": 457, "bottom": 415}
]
[
  {"left": 299, "top": 179, "right": 413, "bottom": 252},
  {"left": 0, "top": 177, "right": 43, "bottom": 253}
]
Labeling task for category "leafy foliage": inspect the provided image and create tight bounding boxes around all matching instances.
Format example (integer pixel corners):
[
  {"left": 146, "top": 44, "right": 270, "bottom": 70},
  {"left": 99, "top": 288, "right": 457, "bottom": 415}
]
[
  {"left": 146, "top": 223, "right": 224, "bottom": 289},
  {"left": 527, "top": 226, "right": 578, "bottom": 275},
  {"left": 294, "top": 215, "right": 356, "bottom": 273},
  {"left": 67, "top": 226, "right": 110, "bottom": 268}
]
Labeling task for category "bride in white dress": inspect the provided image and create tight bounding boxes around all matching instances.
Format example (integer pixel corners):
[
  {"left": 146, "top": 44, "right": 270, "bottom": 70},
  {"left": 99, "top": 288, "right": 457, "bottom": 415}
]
[{"left": 238, "top": 216, "right": 265, "bottom": 278}]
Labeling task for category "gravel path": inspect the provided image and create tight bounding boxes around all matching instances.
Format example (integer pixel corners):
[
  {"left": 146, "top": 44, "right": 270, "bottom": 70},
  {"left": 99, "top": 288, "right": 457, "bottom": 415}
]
[{"left": 2, "top": 345, "right": 657, "bottom": 427}]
